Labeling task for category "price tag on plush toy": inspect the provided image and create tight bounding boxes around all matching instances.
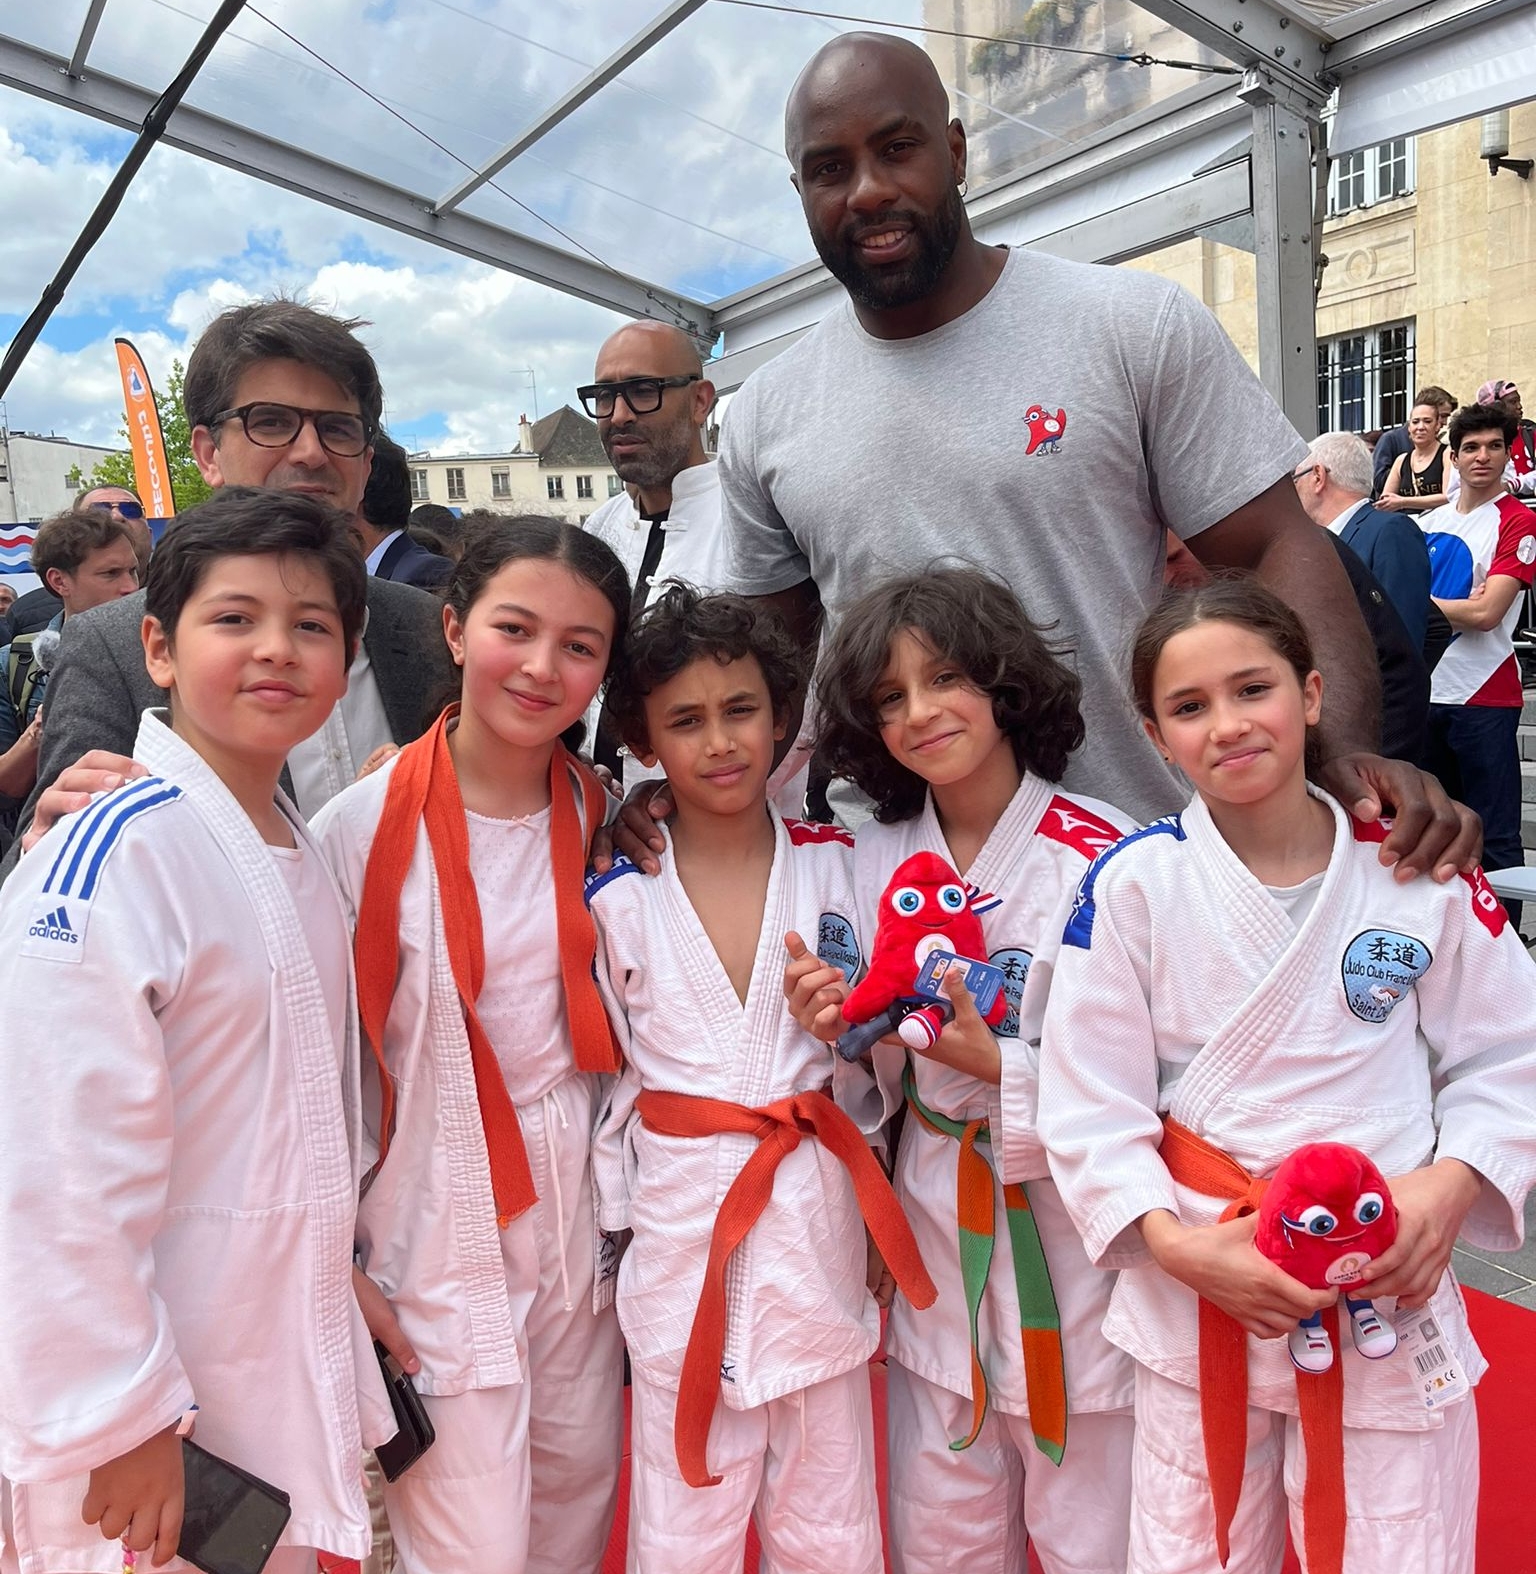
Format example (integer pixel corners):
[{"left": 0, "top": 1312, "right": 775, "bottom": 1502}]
[
  {"left": 913, "top": 950, "right": 1006, "bottom": 1017},
  {"left": 1393, "top": 1308, "right": 1469, "bottom": 1410}
]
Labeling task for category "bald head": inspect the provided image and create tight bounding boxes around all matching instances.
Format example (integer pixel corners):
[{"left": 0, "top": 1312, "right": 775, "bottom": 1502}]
[
  {"left": 595, "top": 320, "right": 703, "bottom": 382},
  {"left": 590, "top": 319, "right": 714, "bottom": 510},
  {"left": 786, "top": 33, "right": 950, "bottom": 165}
]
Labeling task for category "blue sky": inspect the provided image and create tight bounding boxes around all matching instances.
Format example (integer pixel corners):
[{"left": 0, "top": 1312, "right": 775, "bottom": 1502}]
[{"left": 0, "top": 0, "right": 891, "bottom": 454}]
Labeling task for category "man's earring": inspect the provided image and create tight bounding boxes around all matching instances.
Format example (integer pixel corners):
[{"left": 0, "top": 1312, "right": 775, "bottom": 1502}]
[{"left": 958, "top": 177, "right": 969, "bottom": 197}]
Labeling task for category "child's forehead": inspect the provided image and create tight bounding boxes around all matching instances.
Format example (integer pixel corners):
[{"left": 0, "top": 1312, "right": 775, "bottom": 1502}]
[
  {"left": 642, "top": 649, "right": 769, "bottom": 707},
  {"left": 880, "top": 626, "right": 947, "bottom": 670},
  {"left": 190, "top": 550, "right": 339, "bottom": 604}
]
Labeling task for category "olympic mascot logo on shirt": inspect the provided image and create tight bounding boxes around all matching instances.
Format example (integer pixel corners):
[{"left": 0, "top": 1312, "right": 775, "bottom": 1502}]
[
  {"left": 988, "top": 948, "right": 1033, "bottom": 1038},
  {"left": 1023, "top": 405, "right": 1067, "bottom": 457},
  {"left": 1340, "top": 929, "right": 1432, "bottom": 1023},
  {"left": 816, "top": 912, "right": 860, "bottom": 981}
]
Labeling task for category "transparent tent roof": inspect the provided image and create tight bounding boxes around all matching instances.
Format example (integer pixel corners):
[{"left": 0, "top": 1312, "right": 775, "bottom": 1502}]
[{"left": 3, "top": 0, "right": 1230, "bottom": 313}]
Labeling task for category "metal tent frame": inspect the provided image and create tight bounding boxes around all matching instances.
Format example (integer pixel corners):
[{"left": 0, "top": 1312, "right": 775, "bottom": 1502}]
[{"left": 2, "top": 0, "right": 1533, "bottom": 437}]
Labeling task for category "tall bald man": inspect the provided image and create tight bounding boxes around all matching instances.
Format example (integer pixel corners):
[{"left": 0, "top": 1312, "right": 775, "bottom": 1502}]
[{"left": 715, "top": 33, "right": 1473, "bottom": 860}]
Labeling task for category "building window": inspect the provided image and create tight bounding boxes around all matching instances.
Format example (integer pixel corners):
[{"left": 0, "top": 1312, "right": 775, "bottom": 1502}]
[
  {"left": 1316, "top": 320, "right": 1415, "bottom": 435},
  {"left": 410, "top": 469, "right": 429, "bottom": 501},
  {"left": 446, "top": 468, "right": 466, "bottom": 501},
  {"left": 547, "top": 476, "right": 564, "bottom": 500},
  {"left": 576, "top": 475, "right": 594, "bottom": 500},
  {"left": 1327, "top": 138, "right": 1414, "bottom": 215},
  {"left": 607, "top": 474, "right": 623, "bottom": 497},
  {"left": 491, "top": 469, "right": 511, "bottom": 499}
]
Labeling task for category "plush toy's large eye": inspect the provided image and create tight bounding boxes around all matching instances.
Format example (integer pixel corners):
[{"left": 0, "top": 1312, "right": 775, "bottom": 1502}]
[
  {"left": 937, "top": 883, "right": 967, "bottom": 913},
  {"left": 891, "top": 886, "right": 924, "bottom": 917},
  {"left": 1294, "top": 1204, "right": 1338, "bottom": 1236},
  {"left": 1353, "top": 1192, "right": 1385, "bottom": 1226}
]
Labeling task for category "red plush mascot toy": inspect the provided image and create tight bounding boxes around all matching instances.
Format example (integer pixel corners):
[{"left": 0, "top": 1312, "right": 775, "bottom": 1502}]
[
  {"left": 1256, "top": 1142, "right": 1399, "bottom": 1373},
  {"left": 838, "top": 851, "right": 1008, "bottom": 1060}
]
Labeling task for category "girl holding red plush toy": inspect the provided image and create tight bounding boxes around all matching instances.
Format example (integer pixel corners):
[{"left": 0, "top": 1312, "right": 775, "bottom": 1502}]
[
  {"left": 785, "top": 568, "right": 1140, "bottom": 1574},
  {"left": 1037, "top": 578, "right": 1536, "bottom": 1574}
]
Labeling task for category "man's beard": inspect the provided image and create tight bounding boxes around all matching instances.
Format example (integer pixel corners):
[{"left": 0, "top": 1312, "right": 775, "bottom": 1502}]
[
  {"left": 603, "top": 416, "right": 696, "bottom": 492},
  {"left": 811, "top": 185, "right": 964, "bottom": 312}
]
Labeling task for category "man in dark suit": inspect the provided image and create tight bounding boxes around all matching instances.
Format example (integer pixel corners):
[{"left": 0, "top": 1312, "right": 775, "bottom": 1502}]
[
  {"left": 1295, "top": 431, "right": 1431, "bottom": 655},
  {"left": 355, "top": 434, "right": 452, "bottom": 590},
  {"left": 3, "top": 300, "right": 452, "bottom": 869}
]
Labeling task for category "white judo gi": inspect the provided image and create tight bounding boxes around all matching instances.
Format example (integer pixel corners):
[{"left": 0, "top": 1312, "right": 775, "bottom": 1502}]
[
  {"left": 588, "top": 813, "right": 889, "bottom": 1574},
  {"left": 0, "top": 712, "right": 389, "bottom": 1574},
  {"left": 1037, "top": 787, "right": 1536, "bottom": 1573},
  {"left": 852, "top": 776, "right": 1139, "bottom": 1574},
  {"left": 315, "top": 762, "right": 624, "bottom": 1574}
]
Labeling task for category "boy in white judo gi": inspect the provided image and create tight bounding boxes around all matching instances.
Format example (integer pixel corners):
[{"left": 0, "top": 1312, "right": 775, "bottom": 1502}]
[
  {"left": 587, "top": 583, "right": 934, "bottom": 1574},
  {"left": 782, "top": 569, "right": 1139, "bottom": 1574},
  {"left": 0, "top": 488, "right": 390, "bottom": 1574}
]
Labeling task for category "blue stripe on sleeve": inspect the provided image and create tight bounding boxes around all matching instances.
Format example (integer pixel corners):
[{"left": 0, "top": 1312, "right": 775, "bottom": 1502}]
[{"left": 1062, "top": 814, "right": 1186, "bottom": 950}]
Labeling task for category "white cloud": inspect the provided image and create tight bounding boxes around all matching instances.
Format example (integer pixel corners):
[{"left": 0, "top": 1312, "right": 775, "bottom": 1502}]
[{"left": 2, "top": 0, "right": 961, "bottom": 451}]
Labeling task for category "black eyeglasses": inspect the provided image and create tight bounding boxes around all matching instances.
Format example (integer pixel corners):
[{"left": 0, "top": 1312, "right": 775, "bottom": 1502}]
[
  {"left": 210, "top": 402, "right": 374, "bottom": 458},
  {"left": 85, "top": 499, "right": 145, "bottom": 519},
  {"left": 576, "top": 375, "right": 700, "bottom": 419}
]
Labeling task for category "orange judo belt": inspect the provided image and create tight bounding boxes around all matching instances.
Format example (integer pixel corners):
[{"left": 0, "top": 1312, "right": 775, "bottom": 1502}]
[
  {"left": 1159, "top": 1118, "right": 1346, "bottom": 1574},
  {"left": 635, "top": 1086, "right": 937, "bottom": 1488}
]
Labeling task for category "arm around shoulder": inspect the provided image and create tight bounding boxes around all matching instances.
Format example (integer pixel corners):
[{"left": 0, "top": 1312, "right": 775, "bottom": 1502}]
[{"left": 1414, "top": 870, "right": 1536, "bottom": 1251}]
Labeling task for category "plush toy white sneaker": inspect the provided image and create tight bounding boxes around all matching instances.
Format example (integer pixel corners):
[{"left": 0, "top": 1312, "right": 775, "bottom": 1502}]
[
  {"left": 1288, "top": 1318, "right": 1335, "bottom": 1374},
  {"left": 1346, "top": 1298, "right": 1398, "bottom": 1360}
]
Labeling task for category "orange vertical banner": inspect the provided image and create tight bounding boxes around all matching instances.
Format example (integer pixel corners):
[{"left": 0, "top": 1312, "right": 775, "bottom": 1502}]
[{"left": 114, "top": 337, "right": 175, "bottom": 518}]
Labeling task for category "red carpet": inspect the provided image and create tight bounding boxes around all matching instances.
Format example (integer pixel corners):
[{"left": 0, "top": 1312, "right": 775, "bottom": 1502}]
[{"left": 601, "top": 1289, "right": 1533, "bottom": 1574}]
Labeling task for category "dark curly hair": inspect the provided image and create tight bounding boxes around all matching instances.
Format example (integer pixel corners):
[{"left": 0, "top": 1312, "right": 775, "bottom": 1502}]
[
  {"left": 606, "top": 580, "right": 805, "bottom": 756},
  {"left": 816, "top": 569, "right": 1085, "bottom": 823}
]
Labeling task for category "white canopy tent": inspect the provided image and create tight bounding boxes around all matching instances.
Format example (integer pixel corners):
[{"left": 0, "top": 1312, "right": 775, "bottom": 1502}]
[{"left": 1, "top": 0, "right": 1533, "bottom": 439}]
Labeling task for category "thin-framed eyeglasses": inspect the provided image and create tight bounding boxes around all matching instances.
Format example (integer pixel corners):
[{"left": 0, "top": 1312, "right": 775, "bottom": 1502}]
[
  {"left": 209, "top": 402, "right": 374, "bottom": 458},
  {"left": 577, "top": 375, "right": 700, "bottom": 419},
  {"left": 1291, "top": 463, "right": 1319, "bottom": 483},
  {"left": 85, "top": 499, "right": 146, "bottom": 519}
]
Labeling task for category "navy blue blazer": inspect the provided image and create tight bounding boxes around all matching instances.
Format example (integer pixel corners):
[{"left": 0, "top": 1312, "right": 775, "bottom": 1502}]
[
  {"left": 1336, "top": 501, "right": 1431, "bottom": 655},
  {"left": 376, "top": 531, "right": 452, "bottom": 591}
]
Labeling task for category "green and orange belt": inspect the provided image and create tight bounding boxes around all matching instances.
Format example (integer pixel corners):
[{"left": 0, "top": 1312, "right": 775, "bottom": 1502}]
[{"left": 902, "top": 1062, "right": 1067, "bottom": 1464}]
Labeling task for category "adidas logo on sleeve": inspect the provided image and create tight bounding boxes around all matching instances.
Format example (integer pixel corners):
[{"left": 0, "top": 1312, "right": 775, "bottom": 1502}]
[
  {"left": 28, "top": 906, "right": 79, "bottom": 944},
  {"left": 21, "top": 897, "right": 86, "bottom": 962},
  {"left": 18, "top": 775, "right": 183, "bottom": 965}
]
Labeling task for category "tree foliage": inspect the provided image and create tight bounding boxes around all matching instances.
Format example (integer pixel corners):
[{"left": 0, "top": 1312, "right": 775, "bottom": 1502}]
[{"left": 80, "top": 359, "right": 213, "bottom": 513}]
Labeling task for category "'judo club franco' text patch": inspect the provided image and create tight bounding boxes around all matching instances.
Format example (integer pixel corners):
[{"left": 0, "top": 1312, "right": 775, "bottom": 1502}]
[
  {"left": 988, "top": 948, "right": 1033, "bottom": 1038},
  {"left": 816, "top": 911, "right": 860, "bottom": 980},
  {"left": 1341, "top": 929, "right": 1432, "bottom": 1023}
]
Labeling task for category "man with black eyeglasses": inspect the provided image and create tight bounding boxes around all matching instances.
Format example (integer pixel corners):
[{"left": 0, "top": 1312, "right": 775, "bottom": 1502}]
[
  {"left": 2, "top": 299, "right": 452, "bottom": 871},
  {"left": 577, "top": 321, "right": 815, "bottom": 808}
]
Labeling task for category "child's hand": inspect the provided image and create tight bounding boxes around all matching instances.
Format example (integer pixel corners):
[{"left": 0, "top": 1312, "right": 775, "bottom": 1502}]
[
  {"left": 354, "top": 1264, "right": 420, "bottom": 1376},
  {"left": 1140, "top": 1209, "right": 1334, "bottom": 1340},
  {"left": 866, "top": 1231, "right": 896, "bottom": 1308},
  {"left": 920, "top": 968, "right": 1001, "bottom": 1084},
  {"left": 1354, "top": 1159, "right": 1481, "bottom": 1309},
  {"left": 782, "top": 932, "right": 850, "bottom": 1044},
  {"left": 82, "top": 1424, "right": 184, "bottom": 1566}
]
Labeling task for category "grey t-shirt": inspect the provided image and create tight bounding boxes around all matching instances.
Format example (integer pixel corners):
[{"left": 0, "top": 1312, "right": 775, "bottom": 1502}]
[{"left": 718, "top": 247, "right": 1308, "bottom": 821}]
